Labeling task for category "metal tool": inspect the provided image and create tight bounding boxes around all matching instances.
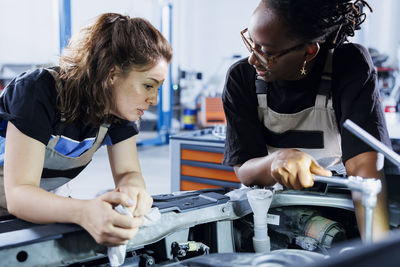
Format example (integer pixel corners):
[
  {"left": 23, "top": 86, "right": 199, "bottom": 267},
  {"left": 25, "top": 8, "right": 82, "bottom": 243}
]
[
  {"left": 343, "top": 119, "right": 400, "bottom": 167},
  {"left": 314, "top": 118, "right": 400, "bottom": 245},
  {"left": 314, "top": 175, "right": 381, "bottom": 244}
]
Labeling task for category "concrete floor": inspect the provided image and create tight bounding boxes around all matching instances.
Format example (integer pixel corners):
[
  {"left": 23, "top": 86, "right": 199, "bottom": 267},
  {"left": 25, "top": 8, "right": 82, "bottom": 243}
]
[{"left": 65, "top": 131, "right": 171, "bottom": 199}]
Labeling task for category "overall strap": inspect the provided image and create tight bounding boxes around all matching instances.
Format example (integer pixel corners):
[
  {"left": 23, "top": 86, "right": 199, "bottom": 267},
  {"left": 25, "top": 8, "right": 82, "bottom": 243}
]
[
  {"left": 315, "top": 49, "right": 334, "bottom": 108},
  {"left": 256, "top": 78, "right": 269, "bottom": 109}
]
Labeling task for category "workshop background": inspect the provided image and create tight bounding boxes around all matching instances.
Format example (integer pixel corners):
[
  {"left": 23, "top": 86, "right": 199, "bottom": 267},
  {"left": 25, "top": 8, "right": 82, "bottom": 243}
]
[{"left": 1, "top": 0, "right": 400, "bottom": 198}]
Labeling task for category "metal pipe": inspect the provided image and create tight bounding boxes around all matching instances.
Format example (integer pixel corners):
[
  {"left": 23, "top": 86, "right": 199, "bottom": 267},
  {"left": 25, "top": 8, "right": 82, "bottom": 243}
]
[
  {"left": 343, "top": 119, "right": 400, "bottom": 167},
  {"left": 58, "top": 0, "right": 71, "bottom": 53},
  {"left": 364, "top": 206, "right": 373, "bottom": 244},
  {"left": 313, "top": 175, "right": 348, "bottom": 186}
]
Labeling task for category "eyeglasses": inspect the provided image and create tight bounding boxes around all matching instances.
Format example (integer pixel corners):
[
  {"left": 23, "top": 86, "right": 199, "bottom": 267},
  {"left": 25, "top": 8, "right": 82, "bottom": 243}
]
[{"left": 241, "top": 28, "right": 305, "bottom": 69}]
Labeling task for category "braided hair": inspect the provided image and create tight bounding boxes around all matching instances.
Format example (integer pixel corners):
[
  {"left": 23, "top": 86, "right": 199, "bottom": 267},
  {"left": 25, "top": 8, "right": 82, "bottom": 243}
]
[{"left": 263, "top": 0, "right": 372, "bottom": 49}]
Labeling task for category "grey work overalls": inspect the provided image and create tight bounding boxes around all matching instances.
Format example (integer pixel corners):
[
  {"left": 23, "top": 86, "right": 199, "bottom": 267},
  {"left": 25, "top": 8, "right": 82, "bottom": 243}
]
[
  {"left": 0, "top": 68, "right": 109, "bottom": 215},
  {"left": 256, "top": 50, "right": 345, "bottom": 173}
]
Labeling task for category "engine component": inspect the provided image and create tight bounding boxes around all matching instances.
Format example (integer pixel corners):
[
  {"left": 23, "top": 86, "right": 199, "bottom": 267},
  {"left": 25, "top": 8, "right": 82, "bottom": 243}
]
[
  {"left": 304, "top": 215, "right": 345, "bottom": 249},
  {"left": 171, "top": 241, "right": 209, "bottom": 259},
  {"left": 0, "top": 188, "right": 367, "bottom": 266},
  {"left": 165, "top": 249, "right": 325, "bottom": 267},
  {"left": 295, "top": 236, "right": 318, "bottom": 251},
  {"left": 269, "top": 207, "right": 346, "bottom": 251}
]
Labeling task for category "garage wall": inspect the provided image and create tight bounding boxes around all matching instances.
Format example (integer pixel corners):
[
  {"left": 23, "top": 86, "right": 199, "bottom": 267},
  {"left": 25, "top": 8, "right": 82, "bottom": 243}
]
[
  {"left": 70, "top": 0, "right": 160, "bottom": 34},
  {"left": 0, "top": 0, "right": 399, "bottom": 80},
  {"left": 0, "top": 0, "right": 59, "bottom": 64},
  {"left": 173, "top": 0, "right": 258, "bottom": 82},
  {"left": 0, "top": 0, "right": 257, "bottom": 87},
  {"left": 358, "top": 0, "right": 400, "bottom": 67},
  {"left": 0, "top": 0, "right": 161, "bottom": 65}
]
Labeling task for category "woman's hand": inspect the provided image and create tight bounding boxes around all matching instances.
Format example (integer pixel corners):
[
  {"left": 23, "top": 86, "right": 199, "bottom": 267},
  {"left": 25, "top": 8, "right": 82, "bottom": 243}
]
[
  {"left": 117, "top": 186, "right": 153, "bottom": 217},
  {"left": 270, "top": 149, "right": 332, "bottom": 190},
  {"left": 78, "top": 190, "right": 142, "bottom": 246}
]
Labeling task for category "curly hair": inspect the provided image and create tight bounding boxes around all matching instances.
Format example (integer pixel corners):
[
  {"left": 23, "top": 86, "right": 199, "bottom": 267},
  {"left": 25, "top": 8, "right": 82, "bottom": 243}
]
[
  {"left": 59, "top": 13, "right": 172, "bottom": 125},
  {"left": 263, "top": 0, "right": 372, "bottom": 49}
]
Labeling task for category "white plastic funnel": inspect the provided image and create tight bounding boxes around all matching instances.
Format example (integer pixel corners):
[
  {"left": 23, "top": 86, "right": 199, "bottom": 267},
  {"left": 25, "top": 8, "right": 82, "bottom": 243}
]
[{"left": 247, "top": 189, "right": 273, "bottom": 253}]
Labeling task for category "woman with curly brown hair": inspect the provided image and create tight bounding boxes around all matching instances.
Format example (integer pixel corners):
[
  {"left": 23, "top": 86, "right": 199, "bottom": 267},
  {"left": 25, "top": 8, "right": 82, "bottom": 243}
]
[
  {"left": 223, "top": 0, "right": 390, "bottom": 241},
  {"left": 0, "top": 13, "right": 172, "bottom": 246}
]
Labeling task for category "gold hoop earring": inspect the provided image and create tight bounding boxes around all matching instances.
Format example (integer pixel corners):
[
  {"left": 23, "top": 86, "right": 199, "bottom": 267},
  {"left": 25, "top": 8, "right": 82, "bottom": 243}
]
[{"left": 300, "top": 60, "right": 307, "bottom": 75}]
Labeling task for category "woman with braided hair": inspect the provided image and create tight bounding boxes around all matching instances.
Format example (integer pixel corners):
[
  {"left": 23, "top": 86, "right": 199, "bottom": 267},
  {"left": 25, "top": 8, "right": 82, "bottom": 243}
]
[
  {"left": 0, "top": 13, "right": 172, "bottom": 246},
  {"left": 222, "top": 0, "right": 390, "bottom": 241}
]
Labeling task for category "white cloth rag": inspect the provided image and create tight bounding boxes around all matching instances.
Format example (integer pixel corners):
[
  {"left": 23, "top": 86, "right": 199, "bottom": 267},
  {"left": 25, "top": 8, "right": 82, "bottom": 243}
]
[
  {"left": 108, "top": 205, "right": 161, "bottom": 267},
  {"left": 108, "top": 204, "right": 132, "bottom": 267}
]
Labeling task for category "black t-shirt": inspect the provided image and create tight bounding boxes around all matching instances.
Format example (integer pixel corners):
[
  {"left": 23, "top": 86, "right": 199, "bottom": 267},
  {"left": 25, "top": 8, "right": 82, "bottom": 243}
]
[
  {"left": 0, "top": 68, "right": 138, "bottom": 176},
  {"left": 222, "top": 43, "right": 391, "bottom": 166}
]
